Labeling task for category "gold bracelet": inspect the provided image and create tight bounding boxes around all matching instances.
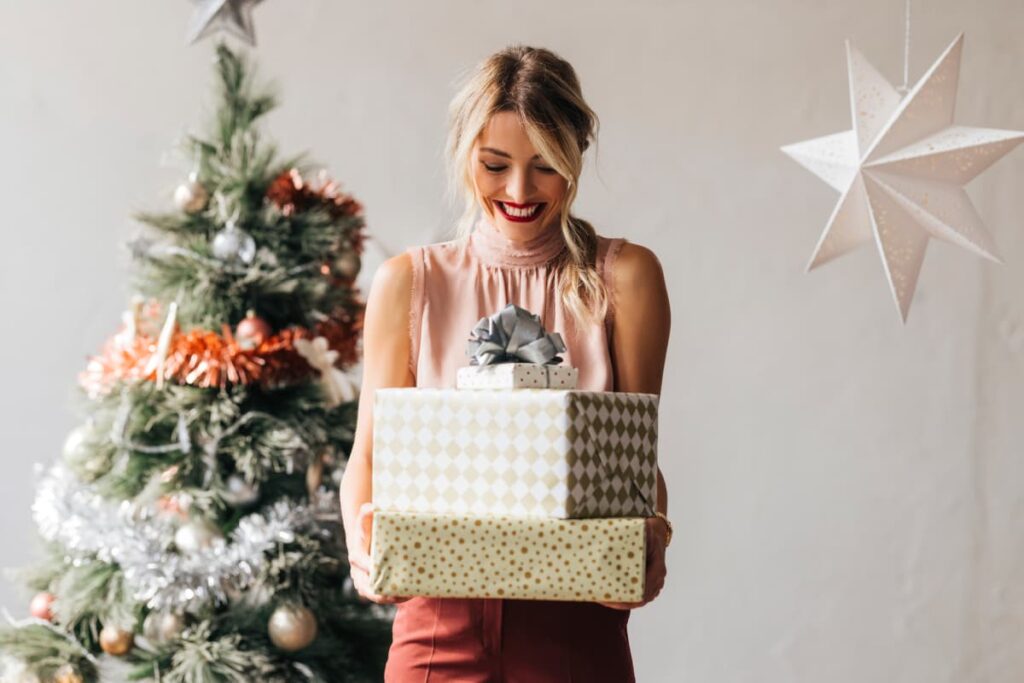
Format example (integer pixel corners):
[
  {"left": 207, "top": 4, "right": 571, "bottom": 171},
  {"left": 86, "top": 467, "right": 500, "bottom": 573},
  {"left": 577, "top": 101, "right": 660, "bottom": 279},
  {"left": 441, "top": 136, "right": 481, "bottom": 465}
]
[{"left": 654, "top": 511, "right": 673, "bottom": 547}]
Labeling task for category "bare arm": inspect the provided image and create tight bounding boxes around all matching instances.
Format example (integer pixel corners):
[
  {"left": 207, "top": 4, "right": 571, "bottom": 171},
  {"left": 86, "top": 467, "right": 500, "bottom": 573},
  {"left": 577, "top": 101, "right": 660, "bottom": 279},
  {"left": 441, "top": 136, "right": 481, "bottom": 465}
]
[
  {"left": 339, "top": 252, "right": 415, "bottom": 601},
  {"left": 604, "top": 241, "right": 672, "bottom": 608}
]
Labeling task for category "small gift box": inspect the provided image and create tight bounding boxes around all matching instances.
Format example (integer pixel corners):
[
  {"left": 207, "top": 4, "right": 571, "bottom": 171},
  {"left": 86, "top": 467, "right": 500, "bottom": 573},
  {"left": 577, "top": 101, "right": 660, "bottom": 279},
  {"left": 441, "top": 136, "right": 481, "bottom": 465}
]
[
  {"left": 456, "top": 362, "right": 578, "bottom": 390},
  {"left": 459, "top": 303, "right": 575, "bottom": 389},
  {"left": 370, "top": 510, "right": 646, "bottom": 602}
]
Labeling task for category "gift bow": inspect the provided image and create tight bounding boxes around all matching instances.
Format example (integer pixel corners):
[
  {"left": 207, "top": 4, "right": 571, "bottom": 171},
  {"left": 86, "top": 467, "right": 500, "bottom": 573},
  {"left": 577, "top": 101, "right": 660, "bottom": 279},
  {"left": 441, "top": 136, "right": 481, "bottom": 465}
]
[{"left": 466, "top": 304, "right": 566, "bottom": 366}]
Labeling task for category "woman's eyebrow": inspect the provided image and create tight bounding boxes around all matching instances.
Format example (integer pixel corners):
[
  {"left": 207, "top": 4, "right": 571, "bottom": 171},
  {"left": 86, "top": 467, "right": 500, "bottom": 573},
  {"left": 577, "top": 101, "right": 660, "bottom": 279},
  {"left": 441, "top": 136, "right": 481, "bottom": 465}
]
[{"left": 480, "top": 147, "right": 541, "bottom": 160}]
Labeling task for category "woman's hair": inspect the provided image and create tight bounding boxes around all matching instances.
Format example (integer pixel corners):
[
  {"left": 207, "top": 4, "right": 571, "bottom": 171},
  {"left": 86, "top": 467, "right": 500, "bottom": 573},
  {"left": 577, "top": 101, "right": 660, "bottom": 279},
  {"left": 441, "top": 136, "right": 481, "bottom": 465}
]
[{"left": 445, "top": 45, "right": 607, "bottom": 327}]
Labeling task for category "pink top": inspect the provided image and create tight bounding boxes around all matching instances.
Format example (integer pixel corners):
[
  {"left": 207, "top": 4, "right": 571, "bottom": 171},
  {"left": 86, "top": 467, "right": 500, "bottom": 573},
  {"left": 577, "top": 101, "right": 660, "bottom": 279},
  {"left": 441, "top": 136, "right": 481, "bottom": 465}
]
[{"left": 405, "top": 215, "right": 626, "bottom": 391}]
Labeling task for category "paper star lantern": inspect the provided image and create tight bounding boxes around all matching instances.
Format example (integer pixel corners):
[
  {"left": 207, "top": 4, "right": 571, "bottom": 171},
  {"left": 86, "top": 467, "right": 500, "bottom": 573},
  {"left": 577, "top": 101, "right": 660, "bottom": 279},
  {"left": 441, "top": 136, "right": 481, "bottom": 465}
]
[
  {"left": 782, "top": 34, "right": 1024, "bottom": 321},
  {"left": 187, "top": 0, "right": 264, "bottom": 46}
]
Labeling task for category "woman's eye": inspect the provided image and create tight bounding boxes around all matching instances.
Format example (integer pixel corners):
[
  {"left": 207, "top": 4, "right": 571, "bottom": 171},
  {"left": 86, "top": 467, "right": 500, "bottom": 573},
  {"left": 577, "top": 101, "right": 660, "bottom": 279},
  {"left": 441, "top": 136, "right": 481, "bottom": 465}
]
[
  {"left": 536, "top": 167, "right": 557, "bottom": 174},
  {"left": 482, "top": 163, "right": 506, "bottom": 173}
]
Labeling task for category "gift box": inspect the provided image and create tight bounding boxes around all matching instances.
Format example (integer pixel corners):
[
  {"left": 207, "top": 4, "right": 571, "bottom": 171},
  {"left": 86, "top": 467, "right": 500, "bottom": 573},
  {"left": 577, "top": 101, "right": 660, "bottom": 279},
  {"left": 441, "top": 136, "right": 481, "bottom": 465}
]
[
  {"left": 456, "top": 362, "right": 579, "bottom": 390},
  {"left": 369, "top": 510, "right": 646, "bottom": 602},
  {"left": 372, "top": 388, "right": 659, "bottom": 518}
]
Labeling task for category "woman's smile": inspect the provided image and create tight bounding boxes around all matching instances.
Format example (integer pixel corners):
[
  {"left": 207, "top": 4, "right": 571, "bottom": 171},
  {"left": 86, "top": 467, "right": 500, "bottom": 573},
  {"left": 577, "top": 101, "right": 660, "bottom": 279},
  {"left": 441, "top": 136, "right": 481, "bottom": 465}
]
[{"left": 494, "top": 200, "right": 546, "bottom": 222}]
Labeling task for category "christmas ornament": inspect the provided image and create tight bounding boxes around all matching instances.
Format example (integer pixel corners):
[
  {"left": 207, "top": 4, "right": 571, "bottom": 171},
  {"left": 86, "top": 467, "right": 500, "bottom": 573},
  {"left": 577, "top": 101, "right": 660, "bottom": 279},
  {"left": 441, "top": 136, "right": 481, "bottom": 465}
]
[
  {"left": 295, "top": 336, "right": 359, "bottom": 407},
  {"left": 0, "top": 658, "right": 41, "bottom": 683},
  {"left": 149, "top": 301, "right": 179, "bottom": 389},
  {"left": 222, "top": 474, "right": 260, "bottom": 506},
  {"left": 211, "top": 222, "right": 257, "bottom": 264},
  {"left": 81, "top": 309, "right": 361, "bottom": 395},
  {"left": 173, "top": 171, "right": 209, "bottom": 214},
  {"left": 143, "top": 611, "right": 186, "bottom": 644},
  {"left": 234, "top": 310, "right": 272, "bottom": 350},
  {"left": 52, "top": 664, "right": 83, "bottom": 683},
  {"left": 186, "top": 0, "right": 263, "bottom": 46},
  {"left": 332, "top": 250, "right": 361, "bottom": 279},
  {"left": 781, "top": 33, "right": 1024, "bottom": 322},
  {"left": 61, "top": 425, "right": 93, "bottom": 464},
  {"left": 268, "top": 603, "right": 318, "bottom": 652},
  {"left": 99, "top": 624, "right": 134, "bottom": 656},
  {"left": 174, "top": 518, "right": 223, "bottom": 554},
  {"left": 36, "top": 465, "right": 322, "bottom": 611},
  {"left": 29, "top": 591, "right": 55, "bottom": 621},
  {"left": 267, "top": 167, "right": 364, "bottom": 219},
  {"left": 305, "top": 453, "right": 324, "bottom": 497}
]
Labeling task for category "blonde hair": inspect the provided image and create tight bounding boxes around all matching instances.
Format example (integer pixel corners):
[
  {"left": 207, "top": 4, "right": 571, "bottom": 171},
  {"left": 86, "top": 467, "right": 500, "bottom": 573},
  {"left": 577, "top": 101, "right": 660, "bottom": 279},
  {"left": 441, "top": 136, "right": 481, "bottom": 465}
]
[{"left": 445, "top": 45, "right": 607, "bottom": 327}]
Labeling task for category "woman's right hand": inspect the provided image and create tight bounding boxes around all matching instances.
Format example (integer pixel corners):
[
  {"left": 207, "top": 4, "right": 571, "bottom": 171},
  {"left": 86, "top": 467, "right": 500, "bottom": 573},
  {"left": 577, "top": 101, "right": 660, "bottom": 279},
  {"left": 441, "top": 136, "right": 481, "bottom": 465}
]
[{"left": 348, "top": 502, "right": 411, "bottom": 605}]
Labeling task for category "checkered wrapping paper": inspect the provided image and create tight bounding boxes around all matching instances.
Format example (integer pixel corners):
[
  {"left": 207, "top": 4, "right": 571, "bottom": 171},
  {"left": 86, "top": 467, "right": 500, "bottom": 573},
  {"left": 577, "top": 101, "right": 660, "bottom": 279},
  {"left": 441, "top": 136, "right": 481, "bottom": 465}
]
[
  {"left": 372, "top": 388, "right": 659, "bottom": 518},
  {"left": 370, "top": 510, "right": 646, "bottom": 602}
]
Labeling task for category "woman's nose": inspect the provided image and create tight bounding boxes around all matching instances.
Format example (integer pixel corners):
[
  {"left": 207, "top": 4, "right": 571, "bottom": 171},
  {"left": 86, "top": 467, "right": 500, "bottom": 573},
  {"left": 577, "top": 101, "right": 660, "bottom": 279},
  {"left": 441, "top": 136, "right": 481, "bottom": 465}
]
[{"left": 506, "top": 168, "right": 536, "bottom": 202}]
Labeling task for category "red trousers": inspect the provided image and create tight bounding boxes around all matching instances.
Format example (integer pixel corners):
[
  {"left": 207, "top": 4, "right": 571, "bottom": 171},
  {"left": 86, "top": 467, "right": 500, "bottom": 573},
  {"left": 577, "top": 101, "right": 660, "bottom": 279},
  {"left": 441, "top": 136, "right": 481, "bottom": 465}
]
[{"left": 383, "top": 596, "right": 635, "bottom": 682}]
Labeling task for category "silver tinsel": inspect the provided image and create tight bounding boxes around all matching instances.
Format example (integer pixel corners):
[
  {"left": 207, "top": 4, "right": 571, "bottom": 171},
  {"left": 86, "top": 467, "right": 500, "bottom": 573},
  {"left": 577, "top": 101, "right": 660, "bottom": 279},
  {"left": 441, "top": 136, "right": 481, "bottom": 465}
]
[{"left": 33, "top": 464, "right": 337, "bottom": 611}]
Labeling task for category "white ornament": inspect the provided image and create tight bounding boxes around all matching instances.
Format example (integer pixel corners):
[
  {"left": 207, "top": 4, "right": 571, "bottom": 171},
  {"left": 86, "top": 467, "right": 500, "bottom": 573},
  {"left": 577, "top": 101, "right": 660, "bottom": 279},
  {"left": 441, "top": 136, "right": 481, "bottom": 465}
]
[
  {"left": 294, "top": 336, "right": 359, "bottom": 407},
  {"left": 173, "top": 172, "right": 209, "bottom": 214},
  {"left": 174, "top": 518, "right": 223, "bottom": 554},
  {"left": 223, "top": 474, "right": 260, "bottom": 506},
  {"left": 781, "top": 34, "right": 1024, "bottom": 322},
  {"left": 143, "top": 611, "right": 185, "bottom": 644},
  {"left": 187, "top": 0, "right": 263, "bottom": 46}
]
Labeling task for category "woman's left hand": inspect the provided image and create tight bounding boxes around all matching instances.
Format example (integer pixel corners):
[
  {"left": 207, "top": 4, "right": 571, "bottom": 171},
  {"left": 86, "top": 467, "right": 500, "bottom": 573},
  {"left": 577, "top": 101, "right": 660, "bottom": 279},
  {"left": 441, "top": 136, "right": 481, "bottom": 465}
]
[{"left": 597, "top": 515, "right": 668, "bottom": 610}]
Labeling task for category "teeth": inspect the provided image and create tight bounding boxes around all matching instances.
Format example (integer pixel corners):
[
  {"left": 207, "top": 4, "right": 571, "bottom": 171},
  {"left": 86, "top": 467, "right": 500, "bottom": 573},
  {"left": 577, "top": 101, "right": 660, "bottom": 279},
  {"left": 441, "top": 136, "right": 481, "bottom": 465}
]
[{"left": 499, "top": 201, "right": 540, "bottom": 218}]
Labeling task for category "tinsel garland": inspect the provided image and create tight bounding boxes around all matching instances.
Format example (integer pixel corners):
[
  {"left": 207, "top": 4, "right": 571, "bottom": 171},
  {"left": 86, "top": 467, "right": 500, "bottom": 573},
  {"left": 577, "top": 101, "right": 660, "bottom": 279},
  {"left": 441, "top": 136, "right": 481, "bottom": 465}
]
[
  {"left": 79, "top": 312, "right": 361, "bottom": 399},
  {"left": 33, "top": 464, "right": 338, "bottom": 611}
]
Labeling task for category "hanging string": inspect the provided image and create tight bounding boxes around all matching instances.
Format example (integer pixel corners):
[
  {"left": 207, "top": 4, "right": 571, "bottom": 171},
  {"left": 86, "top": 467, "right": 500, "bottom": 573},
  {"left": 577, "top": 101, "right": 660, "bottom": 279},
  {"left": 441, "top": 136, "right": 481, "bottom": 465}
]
[{"left": 899, "top": 0, "right": 911, "bottom": 94}]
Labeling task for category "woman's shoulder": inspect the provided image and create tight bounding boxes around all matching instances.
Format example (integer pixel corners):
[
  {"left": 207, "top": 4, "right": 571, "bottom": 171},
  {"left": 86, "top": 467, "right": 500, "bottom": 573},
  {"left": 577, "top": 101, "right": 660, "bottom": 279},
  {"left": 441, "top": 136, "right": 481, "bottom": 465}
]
[{"left": 596, "top": 234, "right": 663, "bottom": 296}]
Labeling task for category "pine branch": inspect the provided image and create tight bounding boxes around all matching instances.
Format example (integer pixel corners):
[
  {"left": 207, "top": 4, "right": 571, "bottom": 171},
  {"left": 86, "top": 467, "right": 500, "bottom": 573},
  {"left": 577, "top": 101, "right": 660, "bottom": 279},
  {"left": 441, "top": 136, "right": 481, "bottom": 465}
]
[{"left": 0, "top": 625, "right": 100, "bottom": 683}]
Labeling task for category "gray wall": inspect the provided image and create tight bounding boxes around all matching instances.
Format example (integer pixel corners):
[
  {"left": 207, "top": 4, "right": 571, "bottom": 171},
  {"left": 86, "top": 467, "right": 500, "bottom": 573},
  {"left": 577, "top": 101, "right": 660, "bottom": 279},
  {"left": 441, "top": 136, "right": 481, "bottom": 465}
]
[{"left": 2, "top": 1, "right": 1022, "bottom": 681}]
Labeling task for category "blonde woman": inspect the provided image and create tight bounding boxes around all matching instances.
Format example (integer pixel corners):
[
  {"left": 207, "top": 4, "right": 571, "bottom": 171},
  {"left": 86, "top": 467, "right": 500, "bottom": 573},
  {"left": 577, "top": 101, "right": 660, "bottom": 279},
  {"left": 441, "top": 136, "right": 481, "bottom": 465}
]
[{"left": 340, "top": 45, "right": 672, "bottom": 681}]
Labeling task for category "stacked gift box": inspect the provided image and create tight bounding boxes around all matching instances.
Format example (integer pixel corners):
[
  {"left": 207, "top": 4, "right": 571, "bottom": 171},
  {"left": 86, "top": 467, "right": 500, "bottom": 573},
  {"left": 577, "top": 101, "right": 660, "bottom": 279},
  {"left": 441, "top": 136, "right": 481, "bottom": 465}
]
[{"left": 368, "top": 304, "right": 660, "bottom": 602}]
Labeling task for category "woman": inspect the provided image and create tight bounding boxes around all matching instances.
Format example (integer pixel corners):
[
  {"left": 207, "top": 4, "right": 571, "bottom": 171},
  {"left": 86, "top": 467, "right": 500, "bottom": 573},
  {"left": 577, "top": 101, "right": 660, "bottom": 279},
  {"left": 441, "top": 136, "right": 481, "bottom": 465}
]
[{"left": 340, "top": 45, "right": 672, "bottom": 682}]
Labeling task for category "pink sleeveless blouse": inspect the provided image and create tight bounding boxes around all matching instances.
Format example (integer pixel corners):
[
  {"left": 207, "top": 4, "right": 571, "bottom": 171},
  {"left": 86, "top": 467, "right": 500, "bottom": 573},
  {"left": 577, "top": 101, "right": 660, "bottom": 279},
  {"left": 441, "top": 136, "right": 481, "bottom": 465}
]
[
  {"left": 406, "top": 214, "right": 626, "bottom": 391},
  {"left": 385, "top": 215, "right": 636, "bottom": 683}
]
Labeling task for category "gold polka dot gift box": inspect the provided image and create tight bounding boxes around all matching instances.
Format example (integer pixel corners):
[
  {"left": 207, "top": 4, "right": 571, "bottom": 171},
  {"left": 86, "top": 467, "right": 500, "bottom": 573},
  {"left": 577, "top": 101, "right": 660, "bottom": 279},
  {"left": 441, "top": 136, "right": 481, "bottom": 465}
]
[
  {"left": 372, "top": 387, "right": 659, "bottom": 519},
  {"left": 370, "top": 510, "right": 646, "bottom": 602}
]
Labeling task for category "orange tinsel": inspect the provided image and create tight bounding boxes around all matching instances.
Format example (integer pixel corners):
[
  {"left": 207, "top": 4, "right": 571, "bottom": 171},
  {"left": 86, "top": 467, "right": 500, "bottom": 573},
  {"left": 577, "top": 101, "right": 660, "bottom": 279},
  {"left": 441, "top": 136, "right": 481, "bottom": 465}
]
[{"left": 80, "top": 311, "right": 363, "bottom": 398}]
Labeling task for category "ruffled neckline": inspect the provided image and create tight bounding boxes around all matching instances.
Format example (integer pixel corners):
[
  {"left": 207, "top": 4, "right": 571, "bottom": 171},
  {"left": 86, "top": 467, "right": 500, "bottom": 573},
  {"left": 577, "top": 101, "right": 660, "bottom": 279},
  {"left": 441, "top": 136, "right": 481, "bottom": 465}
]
[{"left": 468, "top": 213, "right": 566, "bottom": 268}]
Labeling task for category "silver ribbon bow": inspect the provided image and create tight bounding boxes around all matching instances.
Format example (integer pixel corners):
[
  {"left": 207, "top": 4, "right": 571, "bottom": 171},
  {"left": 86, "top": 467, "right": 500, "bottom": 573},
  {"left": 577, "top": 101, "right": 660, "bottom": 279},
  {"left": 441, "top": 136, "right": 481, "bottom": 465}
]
[{"left": 466, "top": 304, "right": 566, "bottom": 366}]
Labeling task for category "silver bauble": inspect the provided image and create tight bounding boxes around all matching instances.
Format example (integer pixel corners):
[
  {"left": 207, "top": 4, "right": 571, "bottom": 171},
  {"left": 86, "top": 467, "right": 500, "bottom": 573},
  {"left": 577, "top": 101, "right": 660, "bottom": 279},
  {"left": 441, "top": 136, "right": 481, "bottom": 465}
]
[
  {"left": 173, "top": 173, "right": 209, "bottom": 214},
  {"left": 332, "top": 250, "right": 361, "bottom": 278},
  {"left": 61, "top": 424, "right": 93, "bottom": 461},
  {"left": 222, "top": 474, "right": 260, "bottom": 506},
  {"left": 211, "top": 226, "right": 256, "bottom": 264},
  {"left": 174, "top": 518, "right": 223, "bottom": 555},
  {"left": 268, "top": 603, "right": 318, "bottom": 652},
  {"left": 143, "top": 611, "right": 185, "bottom": 645}
]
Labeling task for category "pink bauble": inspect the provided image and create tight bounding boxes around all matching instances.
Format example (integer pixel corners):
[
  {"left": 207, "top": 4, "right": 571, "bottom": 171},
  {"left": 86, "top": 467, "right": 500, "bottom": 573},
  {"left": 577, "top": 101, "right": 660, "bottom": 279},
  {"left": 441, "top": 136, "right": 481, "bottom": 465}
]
[
  {"left": 30, "top": 591, "right": 55, "bottom": 621},
  {"left": 235, "top": 311, "right": 272, "bottom": 350}
]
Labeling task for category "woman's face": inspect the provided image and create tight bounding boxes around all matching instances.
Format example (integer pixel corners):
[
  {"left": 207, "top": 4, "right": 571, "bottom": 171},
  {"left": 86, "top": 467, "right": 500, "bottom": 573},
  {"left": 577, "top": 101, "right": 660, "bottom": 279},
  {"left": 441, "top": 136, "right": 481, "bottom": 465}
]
[{"left": 472, "top": 111, "right": 568, "bottom": 239}]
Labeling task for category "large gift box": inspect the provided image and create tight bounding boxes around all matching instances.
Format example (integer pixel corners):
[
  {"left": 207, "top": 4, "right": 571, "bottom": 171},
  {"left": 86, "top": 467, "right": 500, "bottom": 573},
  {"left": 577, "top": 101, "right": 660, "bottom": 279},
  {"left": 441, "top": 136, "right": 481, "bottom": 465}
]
[
  {"left": 369, "top": 510, "right": 646, "bottom": 602},
  {"left": 373, "top": 388, "right": 659, "bottom": 518}
]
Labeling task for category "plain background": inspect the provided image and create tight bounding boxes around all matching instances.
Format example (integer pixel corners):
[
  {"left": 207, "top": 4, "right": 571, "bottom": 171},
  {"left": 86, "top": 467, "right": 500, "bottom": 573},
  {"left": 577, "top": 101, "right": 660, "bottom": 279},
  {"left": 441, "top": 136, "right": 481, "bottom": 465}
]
[{"left": 2, "top": 2, "right": 1023, "bottom": 681}]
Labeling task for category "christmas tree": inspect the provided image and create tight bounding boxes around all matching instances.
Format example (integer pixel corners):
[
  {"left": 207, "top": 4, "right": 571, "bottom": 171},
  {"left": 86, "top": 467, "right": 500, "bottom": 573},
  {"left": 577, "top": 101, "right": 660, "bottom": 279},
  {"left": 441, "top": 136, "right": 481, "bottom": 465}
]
[{"left": 0, "top": 44, "right": 392, "bottom": 683}]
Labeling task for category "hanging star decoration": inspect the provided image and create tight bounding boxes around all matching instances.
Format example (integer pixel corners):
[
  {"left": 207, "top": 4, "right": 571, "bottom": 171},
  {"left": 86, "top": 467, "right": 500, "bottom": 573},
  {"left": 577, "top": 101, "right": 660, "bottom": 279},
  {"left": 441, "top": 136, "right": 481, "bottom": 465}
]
[
  {"left": 781, "top": 34, "right": 1024, "bottom": 322},
  {"left": 186, "top": 0, "right": 264, "bottom": 46}
]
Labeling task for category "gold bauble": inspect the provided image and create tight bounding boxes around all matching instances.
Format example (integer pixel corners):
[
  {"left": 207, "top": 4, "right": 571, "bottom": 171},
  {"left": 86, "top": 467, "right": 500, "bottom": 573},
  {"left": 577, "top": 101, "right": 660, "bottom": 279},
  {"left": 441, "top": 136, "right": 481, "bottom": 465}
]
[
  {"left": 267, "top": 603, "right": 318, "bottom": 652},
  {"left": 53, "top": 663, "right": 84, "bottom": 683},
  {"left": 332, "top": 250, "right": 361, "bottom": 279},
  {"left": 142, "top": 610, "right": 185, "bottom": 644},
  {"left": 173, "top": 173, "right": 208, "bottom": 214},
  {"left": 99, "top": 624, "right": 134, "bottom": 656}
]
